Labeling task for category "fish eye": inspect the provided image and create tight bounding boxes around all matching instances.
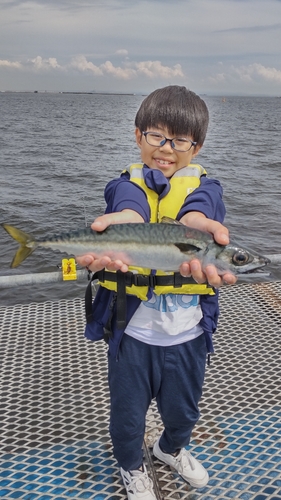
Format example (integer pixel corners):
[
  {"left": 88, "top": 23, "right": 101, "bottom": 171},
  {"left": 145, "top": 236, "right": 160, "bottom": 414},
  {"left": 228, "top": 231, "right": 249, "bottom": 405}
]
[{"left": 232, "top": 250, "right": 249, "bottom": 266}]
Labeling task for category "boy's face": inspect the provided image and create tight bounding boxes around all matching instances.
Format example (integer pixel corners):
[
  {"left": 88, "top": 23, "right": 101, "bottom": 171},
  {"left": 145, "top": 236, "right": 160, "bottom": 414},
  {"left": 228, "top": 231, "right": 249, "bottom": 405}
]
[{"left": 135, "top": 126, "right": 202, "bottom": 178}]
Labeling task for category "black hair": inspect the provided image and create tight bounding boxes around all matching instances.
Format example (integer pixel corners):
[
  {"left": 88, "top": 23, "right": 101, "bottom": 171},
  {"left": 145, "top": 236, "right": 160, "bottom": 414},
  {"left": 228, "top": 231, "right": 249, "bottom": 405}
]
[{"left": 135, "top": 85, "right": 209, "bottom": 146}]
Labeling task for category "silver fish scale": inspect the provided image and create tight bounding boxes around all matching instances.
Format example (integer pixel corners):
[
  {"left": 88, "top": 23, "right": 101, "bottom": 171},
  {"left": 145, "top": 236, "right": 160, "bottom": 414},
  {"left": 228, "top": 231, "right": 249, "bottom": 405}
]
[
  {"left": 0, "top": 281, "right": 281, "bottom": 499},
  {"left": 39, "top": 223, "right": 213, "bottom": 247}
]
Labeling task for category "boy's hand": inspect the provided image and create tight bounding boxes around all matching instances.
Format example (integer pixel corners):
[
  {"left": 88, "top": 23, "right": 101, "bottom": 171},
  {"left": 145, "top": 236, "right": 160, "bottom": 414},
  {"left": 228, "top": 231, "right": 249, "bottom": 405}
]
[
  {"left": 75, "top": 210, "right": 144, "bottom": 273},
  {"left": 179, "top": 212, "right": 237, "bottom": 287}
]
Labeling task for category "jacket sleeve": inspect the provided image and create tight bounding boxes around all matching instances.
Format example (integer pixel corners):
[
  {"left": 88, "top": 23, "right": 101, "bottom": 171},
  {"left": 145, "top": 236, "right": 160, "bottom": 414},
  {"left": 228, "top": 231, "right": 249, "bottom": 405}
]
[
  {"left": 177, "top": 176, "right": 226, "bottom": 223},
  {"left": 104, "top": 177, "right": 150, "bottom": 222}
]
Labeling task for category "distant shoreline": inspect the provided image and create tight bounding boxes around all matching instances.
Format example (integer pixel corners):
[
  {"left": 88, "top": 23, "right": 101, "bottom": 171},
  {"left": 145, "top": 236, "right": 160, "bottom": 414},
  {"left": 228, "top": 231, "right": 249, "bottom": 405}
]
[
  {"left": 1, "top": 90, "right": 279, "bottom": 98},
  {"left": 0, "top": 90, "right": 144, "bottom": 96}
]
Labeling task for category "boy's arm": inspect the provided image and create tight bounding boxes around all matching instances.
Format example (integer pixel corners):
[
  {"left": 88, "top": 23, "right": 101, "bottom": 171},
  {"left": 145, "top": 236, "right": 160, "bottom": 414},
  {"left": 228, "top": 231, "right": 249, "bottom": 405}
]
[
  {"left": 177, "top": 177, "right": 226, "bottom": 223},
  {"left": 178, "top": 177, "right": 237, "bottom": 285},
  {"left": 104, "top": 177, "right": 150, "bottom": 222}
]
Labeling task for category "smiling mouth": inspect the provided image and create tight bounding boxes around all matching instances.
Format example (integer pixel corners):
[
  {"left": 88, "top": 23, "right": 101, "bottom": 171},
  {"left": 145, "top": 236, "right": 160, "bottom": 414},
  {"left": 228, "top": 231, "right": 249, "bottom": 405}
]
[{"left": 155, "top": 159, "right": 173, "bottom": 166}]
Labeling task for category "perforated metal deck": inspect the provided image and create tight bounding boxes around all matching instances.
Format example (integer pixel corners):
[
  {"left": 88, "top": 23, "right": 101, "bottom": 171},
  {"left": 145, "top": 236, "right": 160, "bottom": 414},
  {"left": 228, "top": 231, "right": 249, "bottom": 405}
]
[{"left": 0, "top": 282, "right": 281, "bottom": 500}]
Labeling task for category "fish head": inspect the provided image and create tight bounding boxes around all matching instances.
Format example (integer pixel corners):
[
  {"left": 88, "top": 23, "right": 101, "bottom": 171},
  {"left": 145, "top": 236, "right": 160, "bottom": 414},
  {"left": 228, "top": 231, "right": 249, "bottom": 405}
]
[{"left": 207, "top": 242, "right": 271, "bottom": 275}]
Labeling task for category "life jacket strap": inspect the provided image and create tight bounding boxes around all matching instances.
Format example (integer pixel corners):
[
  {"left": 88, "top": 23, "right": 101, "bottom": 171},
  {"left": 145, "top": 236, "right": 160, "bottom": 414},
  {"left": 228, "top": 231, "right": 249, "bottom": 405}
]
[
  {"left": 97, "top": 269, "right": 198, "bottom": 288},
  {"left": 116, "top": 270, "right": 127, "bottom": 330},
  {"left": 85, "top": 270, "right": 129, "bottom": 330}
]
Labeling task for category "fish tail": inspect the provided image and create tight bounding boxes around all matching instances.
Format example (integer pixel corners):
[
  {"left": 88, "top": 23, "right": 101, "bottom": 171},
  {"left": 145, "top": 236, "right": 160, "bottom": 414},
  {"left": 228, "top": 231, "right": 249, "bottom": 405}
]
[{"left": 2, "top": 223, "right": 37, "bottom": 268}]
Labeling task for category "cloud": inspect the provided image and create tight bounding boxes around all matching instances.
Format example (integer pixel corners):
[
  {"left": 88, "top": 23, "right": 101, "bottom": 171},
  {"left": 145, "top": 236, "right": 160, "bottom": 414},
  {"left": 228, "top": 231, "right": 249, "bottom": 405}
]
[
  {"left": 209, "top": 63, "right": 281, "bottom": 85},
  {"left": 2, "top": 54, "right": 184, "bottom": 81},
  {"left": 29, "top": 56, "right": 61, "bottom": 71},
  {"left": 116, "top": 49, "right": 129, "bottom": 56},
  {"left": 100, "top": 60, "right": 136, "bottom": 80},
  {"left": 236, "top": 63, "right": 281, "bottom": 83},
  {"left": 134, "top": 61, "right": 184, "bottom": 79},
  {"left": 215, "top": 23, "right": 281, "bottom": 33},
  {"left": 72, "top": 57, "right": 184, "bottom": 80},
  {"left": 0, "top": 59, "right": 22, "bottom": 69},
  {"left": 1, "top": 0, "right": 109, "bottom": 10},
  {"left": 1, "top": 0, "right": 194, "bottom": 8},
  {"left": 69, "top": 55, "right": 103, "bottom": 76},
  {"left": 0, "top": 56, "right": 62, "bottom": 72},
  {"left": 2, "top": 54, "right": 280, "bottom": 91}
]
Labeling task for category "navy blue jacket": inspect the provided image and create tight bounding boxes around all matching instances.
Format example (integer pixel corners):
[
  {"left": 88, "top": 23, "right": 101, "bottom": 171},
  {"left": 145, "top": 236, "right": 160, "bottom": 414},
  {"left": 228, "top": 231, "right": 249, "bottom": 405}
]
[{"left": 85, "top": 166, "right": 226, "bottom": 357}]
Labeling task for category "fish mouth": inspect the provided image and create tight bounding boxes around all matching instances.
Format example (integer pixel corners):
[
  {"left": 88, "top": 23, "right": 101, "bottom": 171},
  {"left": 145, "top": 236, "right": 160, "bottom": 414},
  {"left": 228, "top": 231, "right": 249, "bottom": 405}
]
[
  {"left": 243, "top": 269, "right": 270, "bottom": 275},
  {"left": 238, "top": 267, "right": 271, "bottom": 279}
]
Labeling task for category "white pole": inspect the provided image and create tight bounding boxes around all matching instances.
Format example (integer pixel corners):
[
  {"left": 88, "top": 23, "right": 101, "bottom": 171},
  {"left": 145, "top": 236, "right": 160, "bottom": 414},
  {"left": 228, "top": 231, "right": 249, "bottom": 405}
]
[{"left": 0, "top": 269, "right": 90, "bottom": 288}]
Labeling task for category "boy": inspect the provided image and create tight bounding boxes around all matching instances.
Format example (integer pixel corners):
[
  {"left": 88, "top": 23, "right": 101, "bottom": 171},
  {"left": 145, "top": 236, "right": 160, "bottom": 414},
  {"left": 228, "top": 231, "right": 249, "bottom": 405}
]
[{"left": 77, "top": 86, "right": 236, "bottom": 500}]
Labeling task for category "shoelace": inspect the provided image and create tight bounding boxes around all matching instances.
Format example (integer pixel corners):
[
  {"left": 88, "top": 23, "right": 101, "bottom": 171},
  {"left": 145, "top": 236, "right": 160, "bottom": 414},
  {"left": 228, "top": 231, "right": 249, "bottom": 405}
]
[
  {"left": 174, "top": 449, "right": 196, "bottom": 473},
  {"left": 126, "top": 470, "right": 153, "bottom": 494}
]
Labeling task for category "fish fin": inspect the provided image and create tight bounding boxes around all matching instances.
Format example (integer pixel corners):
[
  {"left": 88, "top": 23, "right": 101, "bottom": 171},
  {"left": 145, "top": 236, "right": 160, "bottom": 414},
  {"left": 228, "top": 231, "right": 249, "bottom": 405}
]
[
  {"left": 2, "top": 223, "right": 36, "bottom": 268},
  {"left": 11, "top": 246, "right": 35, "bottom": 269},
  {"left": 160, "top": 216, "right": 184, "bottom": 225},
  {"left": 175, "top": 242, "right": 201, "bottom": 253}
]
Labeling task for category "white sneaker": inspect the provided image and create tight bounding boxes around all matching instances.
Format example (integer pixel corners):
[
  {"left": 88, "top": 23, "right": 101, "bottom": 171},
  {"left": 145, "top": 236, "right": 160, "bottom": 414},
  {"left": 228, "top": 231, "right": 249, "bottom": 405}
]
[
  {"left": 120, "top": 464, "right": 156, "bottom": 500},
  {"left": 153, "top": 438, "right": 209, "bottom": 488}
]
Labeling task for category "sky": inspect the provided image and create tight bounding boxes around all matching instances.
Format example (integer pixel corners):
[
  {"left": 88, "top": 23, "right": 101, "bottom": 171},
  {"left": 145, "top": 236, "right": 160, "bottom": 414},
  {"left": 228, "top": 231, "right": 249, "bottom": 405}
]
[{"left": 1, "top": 0, "right": 281, "bottom": 95}]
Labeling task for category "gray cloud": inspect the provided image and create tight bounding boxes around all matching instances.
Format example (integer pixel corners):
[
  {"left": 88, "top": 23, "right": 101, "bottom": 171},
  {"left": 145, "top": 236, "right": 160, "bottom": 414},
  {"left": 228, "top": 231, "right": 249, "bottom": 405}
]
[{"left": 215, "top": 23, "right": 281, "bottom": 33}]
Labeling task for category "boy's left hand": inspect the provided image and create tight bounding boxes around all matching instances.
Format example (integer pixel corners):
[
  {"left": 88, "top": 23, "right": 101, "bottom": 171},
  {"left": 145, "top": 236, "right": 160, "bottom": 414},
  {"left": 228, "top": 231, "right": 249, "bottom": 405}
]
[
  {"left": 75, "top": 210, "right": 144, "bottom": 273},
  {"left": 179, "top": 212, "right": 237, "bottom": 287}
]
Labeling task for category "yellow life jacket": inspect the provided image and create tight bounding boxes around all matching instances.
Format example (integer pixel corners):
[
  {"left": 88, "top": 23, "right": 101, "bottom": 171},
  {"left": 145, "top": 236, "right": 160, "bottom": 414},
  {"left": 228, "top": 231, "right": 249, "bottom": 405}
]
[{"left": 99, "top": 163, "right": 215, "bottom": 300}]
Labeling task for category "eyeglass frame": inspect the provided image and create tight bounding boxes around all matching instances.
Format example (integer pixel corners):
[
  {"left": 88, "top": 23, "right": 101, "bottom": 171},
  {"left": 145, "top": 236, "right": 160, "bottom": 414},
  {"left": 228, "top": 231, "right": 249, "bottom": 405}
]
[{"left": 142, "top": 131, "right": 197, "bottom": 152}]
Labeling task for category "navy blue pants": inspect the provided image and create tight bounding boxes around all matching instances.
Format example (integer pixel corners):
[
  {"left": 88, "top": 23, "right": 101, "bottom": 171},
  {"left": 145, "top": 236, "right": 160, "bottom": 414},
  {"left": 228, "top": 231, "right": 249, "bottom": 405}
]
[{"left": 108, "top": 333, "right": 207, "bottom": 471}]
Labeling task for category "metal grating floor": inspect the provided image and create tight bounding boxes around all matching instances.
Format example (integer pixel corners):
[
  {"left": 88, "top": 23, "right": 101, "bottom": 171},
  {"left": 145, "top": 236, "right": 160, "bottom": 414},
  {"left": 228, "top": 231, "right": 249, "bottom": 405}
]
[{"left": 0, "top": 282, "right": 281, "bottom": 500}]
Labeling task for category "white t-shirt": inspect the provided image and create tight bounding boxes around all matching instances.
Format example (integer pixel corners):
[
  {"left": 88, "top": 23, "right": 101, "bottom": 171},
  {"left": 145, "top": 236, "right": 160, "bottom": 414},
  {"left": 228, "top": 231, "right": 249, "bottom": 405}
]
[{"left": 125, "top": 293, "right": 203, "bottom": 346}]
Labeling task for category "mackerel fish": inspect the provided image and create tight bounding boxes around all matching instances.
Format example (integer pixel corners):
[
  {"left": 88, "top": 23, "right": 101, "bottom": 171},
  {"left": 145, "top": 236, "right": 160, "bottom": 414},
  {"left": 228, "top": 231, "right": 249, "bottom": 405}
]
[{"left": 2, "top": 219, "right": 270, "bottom": 275}]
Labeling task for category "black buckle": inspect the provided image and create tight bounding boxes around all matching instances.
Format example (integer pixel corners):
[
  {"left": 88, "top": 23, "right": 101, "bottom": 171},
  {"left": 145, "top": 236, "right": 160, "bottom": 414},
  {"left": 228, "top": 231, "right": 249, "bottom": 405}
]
[
  {"left": 174, "top": 272, "right": 184, "bottom": 288},
  {"left": 130, "top": 273, "right": 156, "bottom": 288},
  {"left": 148, "top": 274, "right": 157, "bottom": 288}
]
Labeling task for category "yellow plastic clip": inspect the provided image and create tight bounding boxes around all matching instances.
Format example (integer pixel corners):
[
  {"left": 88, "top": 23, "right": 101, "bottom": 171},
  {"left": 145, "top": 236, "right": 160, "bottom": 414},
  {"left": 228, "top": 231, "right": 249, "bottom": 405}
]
[{"left": 62, "top": 258, "right": 77, "bottom": 281}]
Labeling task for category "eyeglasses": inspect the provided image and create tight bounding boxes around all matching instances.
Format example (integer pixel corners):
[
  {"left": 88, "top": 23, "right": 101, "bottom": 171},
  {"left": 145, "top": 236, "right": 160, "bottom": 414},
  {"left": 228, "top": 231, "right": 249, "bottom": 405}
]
[{"left": 142, "top": 131, "right": 197, "bottom": 152}]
